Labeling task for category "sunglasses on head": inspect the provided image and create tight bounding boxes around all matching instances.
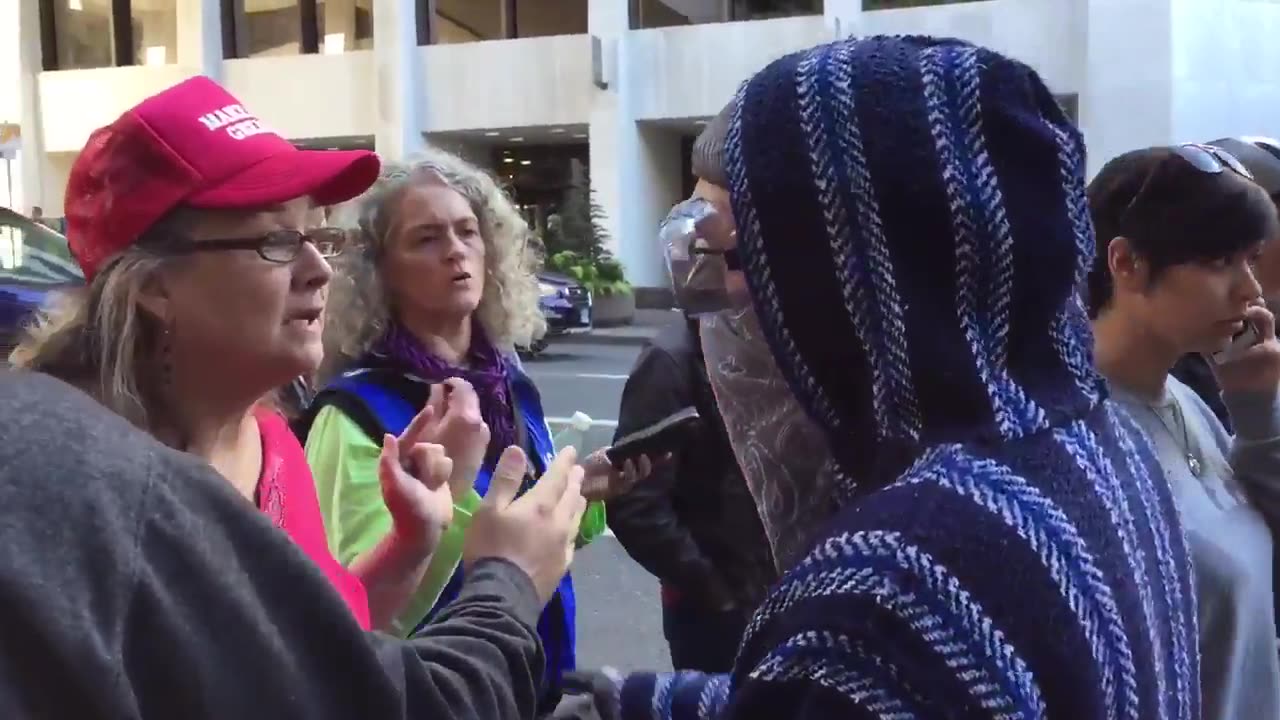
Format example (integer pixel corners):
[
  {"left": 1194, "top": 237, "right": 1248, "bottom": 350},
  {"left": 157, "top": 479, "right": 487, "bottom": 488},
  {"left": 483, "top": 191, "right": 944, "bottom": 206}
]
[
  {"left": 1120, "top": 143, "right": 1255, "bottom": 229},
  {"left": 1174, "top": 143, "right": 1254, "bottom": 178}
]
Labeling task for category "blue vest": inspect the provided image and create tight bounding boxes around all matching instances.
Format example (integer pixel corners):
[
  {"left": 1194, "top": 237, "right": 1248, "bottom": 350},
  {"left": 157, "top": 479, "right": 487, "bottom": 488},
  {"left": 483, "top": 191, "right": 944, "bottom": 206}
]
[{"left": 317, "top": 360, "right": 577, "bottom": 692}]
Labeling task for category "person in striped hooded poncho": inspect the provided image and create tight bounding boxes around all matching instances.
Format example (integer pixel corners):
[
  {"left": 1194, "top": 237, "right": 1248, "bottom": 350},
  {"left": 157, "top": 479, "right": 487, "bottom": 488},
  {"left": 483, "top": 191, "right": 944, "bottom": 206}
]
[{"left": 586, "top": 34, "right": 1203, "bottom": 720}]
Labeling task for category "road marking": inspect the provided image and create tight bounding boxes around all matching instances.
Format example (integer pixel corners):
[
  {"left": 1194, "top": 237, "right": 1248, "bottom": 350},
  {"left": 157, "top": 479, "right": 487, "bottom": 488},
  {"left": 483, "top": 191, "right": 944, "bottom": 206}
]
[
  {"left": 531, "top": 371, "right": 629, "bottom": 381},
  {"left": 546, "top": 416, "right": 619, "bottom": 429}
]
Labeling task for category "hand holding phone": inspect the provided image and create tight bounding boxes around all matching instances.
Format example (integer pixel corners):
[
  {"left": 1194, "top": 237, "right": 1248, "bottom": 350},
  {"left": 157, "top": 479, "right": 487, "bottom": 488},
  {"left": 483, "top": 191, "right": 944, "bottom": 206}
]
[
  {"left": 605, "top": 407, "right": 701, "bottom": 469},
  {"left": 1210, "top": 321, "right": 1261, "bottom": 365},
  {"left": 574, "top": 408, "right": 699, "bottom": 503},
  {"left": 1212, "top": 304, "right": 1280, "bottom": 396}
]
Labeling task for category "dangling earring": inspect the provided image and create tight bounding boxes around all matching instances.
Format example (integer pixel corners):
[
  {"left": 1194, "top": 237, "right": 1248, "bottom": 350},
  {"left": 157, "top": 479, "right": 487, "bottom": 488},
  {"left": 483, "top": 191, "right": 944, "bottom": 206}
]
[{"left": 160, "top": 320, "right": 174, "bottom": 393}]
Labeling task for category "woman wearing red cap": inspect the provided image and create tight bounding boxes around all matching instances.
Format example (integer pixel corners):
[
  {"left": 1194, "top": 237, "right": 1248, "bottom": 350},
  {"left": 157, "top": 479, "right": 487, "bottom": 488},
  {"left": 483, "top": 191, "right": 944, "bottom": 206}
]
[{"left": 8, "top": 77, "right": 482, "bottom": 632}]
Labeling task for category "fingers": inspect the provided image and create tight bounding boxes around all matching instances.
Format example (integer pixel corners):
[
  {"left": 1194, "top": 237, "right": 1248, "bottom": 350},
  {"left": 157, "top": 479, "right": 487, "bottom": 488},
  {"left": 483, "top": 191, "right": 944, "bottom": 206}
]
[
  {"left": 527, "top": 446, "right": 579, "bottom": 503},
  {"left": 383, "top": 433, "right": 454, "bottom": 489},
  {"left": 407, "top": 443, "right": 452, "bottom": 491},
  {"left": 555, "top": 463, "right": 588, "bottom": 531},
  {"left": 612, "top": 459, "right": 640, "bottom": 495},
  {"left": 441, "top": 378, "right": 489, "bottom": 452},
  {"left": 584, "top": 447, "right": 617, "bottom": 472},
  {"left": 379, "top": 433, "right": 401, "bottom": 484},
  {"left": 638, "top": 454, "right": 652, "bottom": 478},
  {"left": 441, "top": 377, "right": 481, "bottom": 417},
  {"left": 398, "top": 404, "right": 437, "bottom": 449},
  {"left": 484, "top": 446, "right": 528, "bottom": 509},
  {"left": 1246, "top": 303, "right": 1277, "bottom": 341}
]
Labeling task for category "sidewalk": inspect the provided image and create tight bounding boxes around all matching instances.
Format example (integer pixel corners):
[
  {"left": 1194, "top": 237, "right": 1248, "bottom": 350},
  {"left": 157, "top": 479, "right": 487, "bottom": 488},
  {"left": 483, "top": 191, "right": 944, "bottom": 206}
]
[{"left": 575, "top": 308, "right": 678, "bottom": 347}]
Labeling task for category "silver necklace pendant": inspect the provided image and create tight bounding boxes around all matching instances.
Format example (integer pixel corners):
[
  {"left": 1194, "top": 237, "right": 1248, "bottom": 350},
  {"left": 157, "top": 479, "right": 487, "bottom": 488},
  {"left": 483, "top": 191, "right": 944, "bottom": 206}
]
[{"left": 1187, "top": 454, "right": 1203, "bottom": 477}]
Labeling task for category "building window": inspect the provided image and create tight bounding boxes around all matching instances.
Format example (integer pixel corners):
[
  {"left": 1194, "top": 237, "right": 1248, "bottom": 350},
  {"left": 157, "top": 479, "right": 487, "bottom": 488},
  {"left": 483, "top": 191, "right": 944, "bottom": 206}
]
[
  {"left": 131, "top": 0, "right": 178, "bottom": 65},
  {"left": 229, "top": 0, "right": 320, "bottom": 57},
  {"left": 631, "top": 0, "right": 821, "bottom": 29},
  {"left": 39, "top": 0, "right": 179, "bottom": 69},
  {"left": 317, "top": 0, "right": 373, "bottom": 53},
  {"left": 863, "top": 0, "right": 982, "bottom": 9},
  {"left": 426, "top": 0, "right": 586, "bottom": 44},
  {"left": 45, "top": 0, "right": 116, "bottom": 69},
  {"left": 434, "top": 0, "right": 503, "bottom": 43},
  {"left": 734, "top": 0, "right": 822, "bottom": 21},
  {"left": 238, "top": 0, "right": 302, "bottom": 56},
  {"left": 513, "top": 0, "right": 587, "bottom": 38}
]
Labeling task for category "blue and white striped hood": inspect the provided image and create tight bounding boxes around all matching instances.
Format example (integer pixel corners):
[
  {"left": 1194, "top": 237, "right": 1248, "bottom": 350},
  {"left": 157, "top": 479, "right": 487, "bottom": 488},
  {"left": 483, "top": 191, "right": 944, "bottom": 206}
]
[{"left": 725, "top": 35, "right": 1107, "bottom": 492}]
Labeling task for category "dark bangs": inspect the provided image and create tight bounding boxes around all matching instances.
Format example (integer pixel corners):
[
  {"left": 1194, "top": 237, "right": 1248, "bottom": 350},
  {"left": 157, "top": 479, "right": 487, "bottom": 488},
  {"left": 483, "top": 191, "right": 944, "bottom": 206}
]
[{"left": 1086, "top": 146, "right": 1279, "bottom": 315}]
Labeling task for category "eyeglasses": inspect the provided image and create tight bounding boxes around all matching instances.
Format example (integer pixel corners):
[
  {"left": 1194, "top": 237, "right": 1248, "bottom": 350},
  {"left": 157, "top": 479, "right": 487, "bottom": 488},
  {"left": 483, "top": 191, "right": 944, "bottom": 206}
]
[
  {"left": 690, "top": 245, "right": 742, "bottom": 270},
  {"left": 159, "top": 228, "right": 351, "bottom": 263},
  {"left": 1120, "top": 143, "right": 1254, "bottom": 229}
]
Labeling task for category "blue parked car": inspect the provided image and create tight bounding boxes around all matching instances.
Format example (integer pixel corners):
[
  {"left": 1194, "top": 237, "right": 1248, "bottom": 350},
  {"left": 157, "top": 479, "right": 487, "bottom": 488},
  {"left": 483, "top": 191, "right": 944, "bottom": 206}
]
[
  {"left": 0, "top": 208, "right": 82, "bottom": 361},
  {"left": 525, "top": 271, "right": 592, "bottom": 356}
]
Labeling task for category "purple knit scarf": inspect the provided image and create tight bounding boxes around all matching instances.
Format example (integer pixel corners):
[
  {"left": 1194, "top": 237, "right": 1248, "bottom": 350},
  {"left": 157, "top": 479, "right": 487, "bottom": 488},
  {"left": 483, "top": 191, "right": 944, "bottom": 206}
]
[{"left": 375, "top": 320, "right": 515, "bottom": 465}]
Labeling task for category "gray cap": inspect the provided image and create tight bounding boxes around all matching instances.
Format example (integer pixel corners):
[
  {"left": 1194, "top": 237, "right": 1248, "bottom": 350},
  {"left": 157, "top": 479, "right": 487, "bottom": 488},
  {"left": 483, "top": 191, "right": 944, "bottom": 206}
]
[{"left": 691, "top": 100, "right": 734, "bottom": 188}]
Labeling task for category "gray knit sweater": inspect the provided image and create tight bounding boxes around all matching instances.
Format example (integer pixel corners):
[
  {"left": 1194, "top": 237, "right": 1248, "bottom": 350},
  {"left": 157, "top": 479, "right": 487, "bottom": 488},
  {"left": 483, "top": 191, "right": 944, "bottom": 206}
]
[{"left": 1110, "top": 376, "right": 1280, "bottom": 720}]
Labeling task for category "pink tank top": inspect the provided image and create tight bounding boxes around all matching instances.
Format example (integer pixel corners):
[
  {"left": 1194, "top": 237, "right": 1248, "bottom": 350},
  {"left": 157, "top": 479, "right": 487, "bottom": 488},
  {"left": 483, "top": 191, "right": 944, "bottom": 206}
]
[{"left": 254, "top": 408, "right": 371, "bottom": 630}]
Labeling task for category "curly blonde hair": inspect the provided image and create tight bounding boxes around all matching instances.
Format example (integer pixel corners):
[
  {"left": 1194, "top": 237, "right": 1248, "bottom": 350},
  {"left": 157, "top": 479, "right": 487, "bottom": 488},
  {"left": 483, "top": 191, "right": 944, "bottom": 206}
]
[{"left": 323, "top": 147, "right": 546, "bottom": 376}]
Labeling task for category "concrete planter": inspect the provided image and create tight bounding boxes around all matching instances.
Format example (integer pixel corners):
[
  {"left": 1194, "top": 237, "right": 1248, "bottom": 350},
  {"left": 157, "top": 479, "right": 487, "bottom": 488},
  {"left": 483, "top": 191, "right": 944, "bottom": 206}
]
[{"left": 592, "top": 291, "right": 636, "bottom": 327}]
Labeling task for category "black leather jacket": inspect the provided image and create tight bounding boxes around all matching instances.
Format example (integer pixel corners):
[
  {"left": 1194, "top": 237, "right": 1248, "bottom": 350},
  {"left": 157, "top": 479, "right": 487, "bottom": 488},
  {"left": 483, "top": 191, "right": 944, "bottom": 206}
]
[{"left": 606, "top": 317, "right": 776, "bottom": 612}]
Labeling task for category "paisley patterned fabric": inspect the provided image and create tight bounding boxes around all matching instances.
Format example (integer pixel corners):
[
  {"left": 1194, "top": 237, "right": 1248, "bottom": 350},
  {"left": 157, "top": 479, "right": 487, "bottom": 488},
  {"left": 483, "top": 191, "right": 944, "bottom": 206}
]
[{"left": 698, "top": 306, "right": 839, "bottom": 572}]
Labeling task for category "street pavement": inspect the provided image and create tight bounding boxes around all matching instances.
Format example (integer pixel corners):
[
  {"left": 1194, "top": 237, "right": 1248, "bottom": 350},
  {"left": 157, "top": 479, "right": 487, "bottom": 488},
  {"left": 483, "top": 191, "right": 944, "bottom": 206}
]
[{"left": 523, "top": 336, "right": 676, "bottom": 673}]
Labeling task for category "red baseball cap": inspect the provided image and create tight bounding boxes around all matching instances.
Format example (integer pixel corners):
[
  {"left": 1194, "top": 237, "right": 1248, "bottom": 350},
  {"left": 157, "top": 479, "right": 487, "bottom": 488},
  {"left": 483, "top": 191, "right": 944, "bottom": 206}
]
[{"left": 64, "top": 75, "right": 381, "bottom": 278}]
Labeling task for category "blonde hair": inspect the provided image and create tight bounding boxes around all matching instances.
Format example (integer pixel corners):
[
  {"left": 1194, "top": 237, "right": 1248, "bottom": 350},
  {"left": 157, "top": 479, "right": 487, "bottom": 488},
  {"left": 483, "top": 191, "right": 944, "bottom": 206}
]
[
  {"left": 9, "top": 247, "right": 170, "bottom": 431},
  {"left": 11, "top": 210, "right": 293, "bottom": 437},
  {"left": 324, "top": 147, "right": 546, "bottom": 375}
]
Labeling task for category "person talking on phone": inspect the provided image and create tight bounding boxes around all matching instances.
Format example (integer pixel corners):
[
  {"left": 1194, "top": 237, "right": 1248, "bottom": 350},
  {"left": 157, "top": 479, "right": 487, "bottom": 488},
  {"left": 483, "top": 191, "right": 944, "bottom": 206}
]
[
  {"left": 1088, "top": 144, "right": 1280, "bottom": 720},
  {"left": 1171, "top": 137, "right": 1280, "bottom": 431}
]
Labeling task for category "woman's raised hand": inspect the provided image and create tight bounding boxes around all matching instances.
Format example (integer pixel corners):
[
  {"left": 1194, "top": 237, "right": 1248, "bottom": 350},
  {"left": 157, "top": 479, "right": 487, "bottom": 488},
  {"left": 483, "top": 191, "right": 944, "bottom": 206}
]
[
  {"left": 422, "top": 378, "right": 490, "bottom": 498},
  {"left": 377, "top": 405, "right": 455, "bottom": 555}
]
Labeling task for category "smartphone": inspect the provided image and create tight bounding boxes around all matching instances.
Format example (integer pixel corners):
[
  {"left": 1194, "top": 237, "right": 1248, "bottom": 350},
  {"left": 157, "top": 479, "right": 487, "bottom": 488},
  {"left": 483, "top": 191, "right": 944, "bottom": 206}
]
[
  {"left": 1210, "top": 321, "right": 1261, "bottom": 365},
  {"left": 605, "top": 407, "right": 701, "bottom": 468}
]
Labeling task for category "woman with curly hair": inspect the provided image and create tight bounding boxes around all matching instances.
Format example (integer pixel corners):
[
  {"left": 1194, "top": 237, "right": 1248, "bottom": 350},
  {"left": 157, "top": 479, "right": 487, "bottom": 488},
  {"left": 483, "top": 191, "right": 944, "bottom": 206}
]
[{"left": 299, "top": 147, "right": 652, "bottom": 715}]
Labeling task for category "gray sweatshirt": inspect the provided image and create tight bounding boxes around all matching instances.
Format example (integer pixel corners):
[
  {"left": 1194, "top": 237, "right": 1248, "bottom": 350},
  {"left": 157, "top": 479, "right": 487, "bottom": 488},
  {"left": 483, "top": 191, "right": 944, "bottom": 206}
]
[
  {"left": 0, "top": 369, "right": 546, "bottom": 719},
  {"left": 1110, "top": 374, "right": 1280, "bottom": 720}
]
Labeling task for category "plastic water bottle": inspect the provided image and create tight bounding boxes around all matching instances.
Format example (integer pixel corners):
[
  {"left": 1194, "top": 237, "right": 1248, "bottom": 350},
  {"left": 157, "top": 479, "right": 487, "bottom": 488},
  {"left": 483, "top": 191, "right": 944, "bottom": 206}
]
[
  {"left": 553, "top": 411, "right": 608, "bottom": 544},
  {"left": 553, "top": 411, "right": 593, "bottom": 453}
]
